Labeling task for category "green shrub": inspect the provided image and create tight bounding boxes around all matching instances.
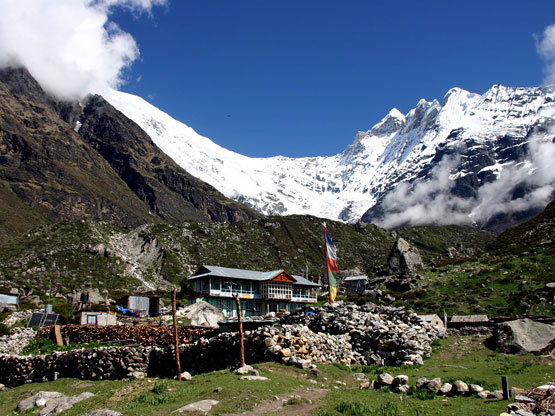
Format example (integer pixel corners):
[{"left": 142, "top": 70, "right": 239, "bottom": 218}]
[
  {"left": 376, "top": 401, "right": 399, "bottom": 416},
  {"left": 128, "top": 391, "right": 169, "bottom": 407},
  {"left": 0, "top": 323, "right": 10, "bottom": 336},
  {"left": 151, "top": 382, "right": 168, "bottom": 395},
  {"left": 332, "top": 362, "right": 351, "bottom": 372},
  {"left": 336, "top": 401, "right": 373, "bottom": 415},
  {"left": 407, "top": 386, "right": 436, "bottom": 400}
]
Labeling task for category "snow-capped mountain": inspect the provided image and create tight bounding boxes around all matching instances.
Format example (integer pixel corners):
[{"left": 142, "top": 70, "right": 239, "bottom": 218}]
[{"left": 106, "top": 84, "right": 555, "bottom": 229}]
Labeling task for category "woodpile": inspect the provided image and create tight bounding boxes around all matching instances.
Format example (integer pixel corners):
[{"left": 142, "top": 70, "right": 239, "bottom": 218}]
[{"left": 37, "top": 324, "right": 217, "bottom": 346}]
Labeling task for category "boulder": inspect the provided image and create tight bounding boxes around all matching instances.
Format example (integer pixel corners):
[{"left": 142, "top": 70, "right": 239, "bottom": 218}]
[
  {"left": 17, "top": 392, "right": 64, "bottom": 411},
  {"left": 415, "top": 377, "right": 428, "bottom": 389},
  {"left": 0, "top": 303, "right": 17, "bottom": 313},
  {"left": 234, "top": 365, "right": 255, "bottom": 375},
  {"left": 182, "top": 301, "right": 224, "bottom": 327},
  {"left": 39, "top": 392, "right": 94, "bottom": 416},
  {"left": 425, "top": 378, "right": 442, "bottom": 394},
  {"left": 492, "top": 318, "right": 555, "bottom": 355},
  {"left": 82, "top": 411, "right": 122, "bottom": 416},
  {"left": 387, "top": 238, "right": 423, "bottom": 273},
  {"left": 172, "top": 399, "right": 219, "bottom": 413},
  {"left": 439, "top": 383, "right": 452, "bottom": 395},
  {"left": 377, "top": 373, "right": 394, "bottom": 386},
  {"left": 454, "top": 380, "right": 469, "bottom": 395},
  {"left": 393, "top": 375, "right": 409, "bottom": 386},
  {"left": 240, "top": 375, "right": 269, "bottom": 381}
]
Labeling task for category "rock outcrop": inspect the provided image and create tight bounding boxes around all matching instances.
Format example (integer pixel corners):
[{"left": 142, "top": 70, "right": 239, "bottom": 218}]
[
  {"left": 492, "top": 318, "right": 555, "bottom": 355},
  {"left": 387, "top": 238, "right": 424, "bottom": 273}
]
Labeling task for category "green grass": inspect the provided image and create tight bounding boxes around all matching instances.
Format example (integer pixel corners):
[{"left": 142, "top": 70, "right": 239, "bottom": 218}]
[
  {"left": 397, "top": 247, "right": 555, "bottom": 316},
  {"left": 1, "top": 337, "right": 552, "bottom": 416}
]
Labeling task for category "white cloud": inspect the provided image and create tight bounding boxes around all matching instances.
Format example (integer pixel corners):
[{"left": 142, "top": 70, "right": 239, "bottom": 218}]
[
  {"left": 536, "top": 23, "right": 555, "bottom": 85},
  {"left": 0, "top": 0, "right": 167, "bottom": 100},
  {"left": 375, "top": 128, "right": 555, "bottom": 229}
]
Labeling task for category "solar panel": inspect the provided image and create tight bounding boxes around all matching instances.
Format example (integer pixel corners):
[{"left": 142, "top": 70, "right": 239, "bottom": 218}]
[
  {"left": 27, "top": 312, "right": 45, "bottom": 328},
  {"left": 42, "top": 313, "right": 59, "bottom": 327}
]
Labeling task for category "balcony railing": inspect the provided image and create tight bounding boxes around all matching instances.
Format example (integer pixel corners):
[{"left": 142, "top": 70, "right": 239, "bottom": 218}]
[{"left": 291, "top": 295, "right": 317, "bottom": 303}]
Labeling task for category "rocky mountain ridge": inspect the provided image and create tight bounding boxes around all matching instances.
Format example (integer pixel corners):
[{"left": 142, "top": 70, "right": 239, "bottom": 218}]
[{"left": 0, "top": 67, "right": 259, "bottom": 242}]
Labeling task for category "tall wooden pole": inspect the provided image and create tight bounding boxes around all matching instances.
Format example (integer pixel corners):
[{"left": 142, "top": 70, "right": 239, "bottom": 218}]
[
  {"left": 172, "top": 288, "right": 182, "bottom": 380},
  {"left": 235, "top": 294, "right": 245, "bottom": 367}
]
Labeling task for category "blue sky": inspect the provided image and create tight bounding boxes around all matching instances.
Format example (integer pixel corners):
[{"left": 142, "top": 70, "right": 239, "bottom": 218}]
[{"left": 109, "top": 1, "right": 554, "bottom": 158}]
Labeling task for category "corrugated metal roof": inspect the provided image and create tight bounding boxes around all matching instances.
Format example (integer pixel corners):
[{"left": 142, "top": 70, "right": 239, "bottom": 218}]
[
  {"left": 450, "top": 315, "right": 489, "bottom": 323},
  {"left": 291, "top": 275, "right": 321, "bottom": 287},
  {"left": 190, "top": 265, "right": 320, "bottom": 287},
  {"left": 344, "top": 275, "right": 368, "bottom": 281}
]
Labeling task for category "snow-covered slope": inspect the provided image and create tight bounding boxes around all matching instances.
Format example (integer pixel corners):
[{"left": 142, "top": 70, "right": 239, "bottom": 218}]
[{"left": 105, "top": 84, "right": 555, "bottom": 228}]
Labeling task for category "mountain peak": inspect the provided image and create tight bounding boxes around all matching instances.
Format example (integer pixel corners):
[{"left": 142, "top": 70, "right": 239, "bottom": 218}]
[
  {"left": 367, "top": 108, "right": 406, "bottom": 137},
  {"left": 104, "top": 83, "right": 554, "bottom": 230}
]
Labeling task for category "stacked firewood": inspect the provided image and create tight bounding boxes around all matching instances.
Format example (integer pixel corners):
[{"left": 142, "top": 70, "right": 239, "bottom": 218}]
[{"left": 37, "top": 325, "right": 217, "bottom": 346}]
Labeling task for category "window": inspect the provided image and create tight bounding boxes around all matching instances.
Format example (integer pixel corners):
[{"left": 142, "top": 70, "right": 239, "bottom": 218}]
[
  {"left": 211, "top": 279, "right": 219, "bottom": 290},
  {"left": 252, "top": 282, "right": 260, "bottom": 295},
  {"left": 86, "top": 314, "right": 98, "bottom": 325},
  {"left": 262, "top": 282, "right": 292, "bottom": 299}
]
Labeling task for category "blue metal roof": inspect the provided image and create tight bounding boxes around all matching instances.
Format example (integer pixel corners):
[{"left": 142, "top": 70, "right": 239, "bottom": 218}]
[{"left": 189, "top": 265, "right": 320, "bottom": 287}]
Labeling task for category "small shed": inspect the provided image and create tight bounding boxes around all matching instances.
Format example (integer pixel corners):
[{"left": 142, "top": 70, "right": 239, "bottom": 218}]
[
  {"left": 344, "top": 275, "right": 368, "bottom": 294},
  {"left": 118, "top": 295, "right": 160, "bottom": 317},
  {"left": 0, "top": 292, "right": 19, "bottom": 312},
  {"left": 75, "top": 311, "right": 117, "bottom": 326},
  {"left": 418, "top": 314, "right": 445, "bottom": 329},
  {"left": 449, "top": 314, "right": 490, "bottom": 328}
]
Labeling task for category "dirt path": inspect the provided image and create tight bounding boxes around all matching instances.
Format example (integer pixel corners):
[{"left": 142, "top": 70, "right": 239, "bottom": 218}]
[{"left": 221, "top": 387, "right": 328, "bottom": 416}]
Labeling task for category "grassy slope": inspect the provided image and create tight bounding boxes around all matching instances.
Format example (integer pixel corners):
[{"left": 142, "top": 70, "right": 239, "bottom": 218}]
[
  {"left": 0, "top": 221, "right": 140, "bottom": 299},
  {"left": 401, "top": 247, "right": 555, "bottom": 316},
  {"left": 0, "top": 217, "right": 495, "bottom": 309},
  {"left": 0, "top": 337, "right": 551, "bottom": 416},
  {"left": 396, "top": 201, "right": 555, "bottom": 317}
]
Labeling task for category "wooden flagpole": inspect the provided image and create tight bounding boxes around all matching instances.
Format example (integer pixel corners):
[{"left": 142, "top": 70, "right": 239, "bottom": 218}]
[
  {"left": 235, "top": 294, "right": 246, "bottom": 367},
  {"left": 172, "top": 288, "right": 182, "bottom": 380}
]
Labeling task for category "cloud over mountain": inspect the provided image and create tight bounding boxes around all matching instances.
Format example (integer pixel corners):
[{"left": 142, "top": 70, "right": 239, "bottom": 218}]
[
  {"left": 0, "top": 0, "right": 167, "bottom": 100},
  {"left": 536, "top": 23, "right": 555, "bottom": 85}
]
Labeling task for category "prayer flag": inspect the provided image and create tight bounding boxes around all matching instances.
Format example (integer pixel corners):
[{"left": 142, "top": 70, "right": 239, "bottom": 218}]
[{"left": 324, "top": 227, "right": 338, "bottom": 302}]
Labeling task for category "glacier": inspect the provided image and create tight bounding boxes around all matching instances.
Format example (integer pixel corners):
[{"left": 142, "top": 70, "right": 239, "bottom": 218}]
[{"left": 105, "top": 84, "right": 555, "bottom": 227}]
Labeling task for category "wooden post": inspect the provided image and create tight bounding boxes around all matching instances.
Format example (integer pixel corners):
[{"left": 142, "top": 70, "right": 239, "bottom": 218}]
[
  {"left": 54, "top": 324, "right": 63, "bottom": 346},
  {"left": 501, "top": 375, "right": 510, "bottom": 400},
  {"left": 235, "top": 294, "right": 245, "bottom": 367},
  {"left": 172, "top": 288, "right": 182, "bottom": 380}
]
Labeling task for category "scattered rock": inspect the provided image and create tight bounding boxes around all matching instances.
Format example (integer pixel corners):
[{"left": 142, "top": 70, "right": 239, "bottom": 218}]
[
  {"left": 425, "top": 378, "right": 442, "bottom": 394},
  {"left": 454, "top": 380, "right": 469, "bottom": 395},
  {"left": 82, "top": 410, "right": 123, "bottom": 416},
  {"left": 17, "top": 392, "right": 64, "bottom": 411},
  {"left": 172, "top": 399, "right": 219, "bottom": 413},
  {"left": 39, "top": 392, "right": 95, "bottom": 416},
  {"left": 377, "top": 373, "right": 394, "bottom": 386},
  {"left": 239, "top": 375, "right": 269, "bottom": 381},
  {"left": 180, "top": 372, "right": 192, "bottom": 381},
  {"left": 439, "top": 383, "right": 452, "bottom": 395},
  {"left": 470, "top": 384, "right": 484, "bottom": 394},
  {"left": 416, "top": 377, "right": 429, "bottom": 389},
  {"left": 393, "top": 375, "right": 409, "bottom": 386}
]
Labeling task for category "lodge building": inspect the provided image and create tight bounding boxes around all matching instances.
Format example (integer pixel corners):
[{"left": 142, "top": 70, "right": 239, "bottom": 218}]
[{"left": 189, "top": 265, "right": 320, "bottom": 317}]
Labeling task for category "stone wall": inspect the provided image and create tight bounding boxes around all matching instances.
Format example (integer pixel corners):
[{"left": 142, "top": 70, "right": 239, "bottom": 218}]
[{"left": 0, "top": 302, "right": 444, "bottom": 387}]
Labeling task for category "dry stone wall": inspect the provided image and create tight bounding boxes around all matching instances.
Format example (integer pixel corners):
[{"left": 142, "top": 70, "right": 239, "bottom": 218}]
[{"left": 0, "top": 302, "right": 444, "bottom": 387}]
